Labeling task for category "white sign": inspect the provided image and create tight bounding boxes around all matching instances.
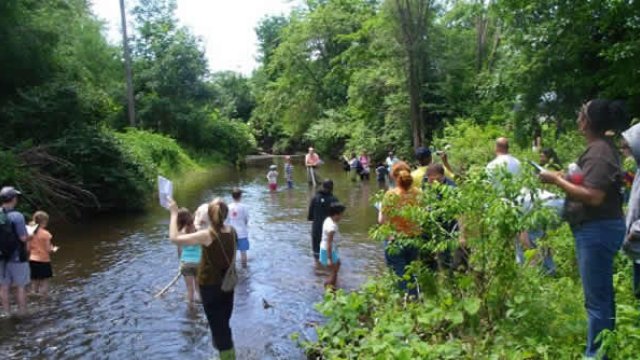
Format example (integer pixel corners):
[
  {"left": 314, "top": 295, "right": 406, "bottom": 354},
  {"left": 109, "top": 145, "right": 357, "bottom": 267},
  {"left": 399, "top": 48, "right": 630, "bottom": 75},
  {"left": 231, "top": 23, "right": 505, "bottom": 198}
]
[{"left": 158, "top": 176, "right": 173, "bottom": 209}]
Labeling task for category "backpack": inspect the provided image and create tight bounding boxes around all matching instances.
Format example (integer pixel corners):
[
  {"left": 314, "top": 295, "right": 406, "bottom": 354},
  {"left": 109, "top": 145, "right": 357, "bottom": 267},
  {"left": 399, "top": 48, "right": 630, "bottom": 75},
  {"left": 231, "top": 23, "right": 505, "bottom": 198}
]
[
  {"left": 0, "top": 209, "right": 19, "bottom": 261},
  {"left": 354, "top": 159, "right": 363, "bottom": 174}
]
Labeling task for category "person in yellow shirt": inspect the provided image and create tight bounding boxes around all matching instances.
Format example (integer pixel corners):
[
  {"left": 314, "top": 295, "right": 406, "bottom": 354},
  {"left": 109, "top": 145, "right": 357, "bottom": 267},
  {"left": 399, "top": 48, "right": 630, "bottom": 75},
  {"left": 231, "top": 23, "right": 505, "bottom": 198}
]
[{"left": 411, "top": 147, "right": 454, "bottom": 188}]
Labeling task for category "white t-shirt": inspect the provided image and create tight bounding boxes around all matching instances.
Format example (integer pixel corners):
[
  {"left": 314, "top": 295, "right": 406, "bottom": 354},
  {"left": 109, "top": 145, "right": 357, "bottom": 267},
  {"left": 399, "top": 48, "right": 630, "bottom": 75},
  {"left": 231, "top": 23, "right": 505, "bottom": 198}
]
[
  {"left": 226, "top": 201, "right": 249, "bottom": 239},
  {"left": 267, "top": 170, "right": 278, "bottom": 184},
  {"left": 486, "top": 154, "right": 522, "bottom": 176},
  {"left": 320, "top": 217, "right": 340, "bottom": 250}
]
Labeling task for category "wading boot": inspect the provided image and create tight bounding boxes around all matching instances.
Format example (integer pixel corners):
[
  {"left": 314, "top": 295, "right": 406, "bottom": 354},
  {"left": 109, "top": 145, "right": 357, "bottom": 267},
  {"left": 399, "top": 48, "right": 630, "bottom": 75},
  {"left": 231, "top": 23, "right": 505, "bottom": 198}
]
[{"left": 219, "top": 348, "right": 236, "bottom": 360}]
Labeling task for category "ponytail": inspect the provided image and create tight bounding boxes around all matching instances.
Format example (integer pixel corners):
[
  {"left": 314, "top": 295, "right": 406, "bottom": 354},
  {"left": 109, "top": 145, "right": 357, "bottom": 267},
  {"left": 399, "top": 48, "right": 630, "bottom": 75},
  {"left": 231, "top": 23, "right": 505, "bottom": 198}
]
[
  {"left": 207, "top": 198, "right": 228, "bottom": 239},
  {"left": 584, "top": 99, "right": 630, "bottom": 135},
  {"left": 391, "top": 161, "right": 413, "bottom": 190}
]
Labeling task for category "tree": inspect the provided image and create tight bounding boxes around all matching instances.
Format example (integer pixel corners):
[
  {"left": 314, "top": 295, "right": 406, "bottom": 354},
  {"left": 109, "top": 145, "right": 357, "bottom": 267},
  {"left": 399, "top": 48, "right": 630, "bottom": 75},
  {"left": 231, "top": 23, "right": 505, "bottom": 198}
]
[
  {"left": 387, "top": 0, "right": 434, "bottom": 148},
  {"left": 210, "top": 71, "right": 255, "bottom": 122},
  {"left": 255, "top": 15, "right": 289, "bottom": 71},
  {"left": 130, "top": 0, "right": 211, "bottom": 143},
  {"left": 492, "top": 0, "right": 640, "bottom": 134}
]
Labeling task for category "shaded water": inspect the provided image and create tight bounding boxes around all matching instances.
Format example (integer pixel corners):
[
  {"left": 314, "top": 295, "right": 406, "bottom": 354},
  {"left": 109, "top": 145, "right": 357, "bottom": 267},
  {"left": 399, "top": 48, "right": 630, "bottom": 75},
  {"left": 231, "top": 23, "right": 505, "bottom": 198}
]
[{"left": 0, "top": 159, "right": 385, "bottom": 359}]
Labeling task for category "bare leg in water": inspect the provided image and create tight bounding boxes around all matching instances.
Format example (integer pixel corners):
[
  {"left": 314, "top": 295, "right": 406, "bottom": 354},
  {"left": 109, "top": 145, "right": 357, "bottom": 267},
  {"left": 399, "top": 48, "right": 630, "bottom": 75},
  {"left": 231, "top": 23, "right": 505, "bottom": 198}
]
[
  {"left": 39, "top": 279, "right": 50, "bottom": 299},
  {"left": 16, "top": 286, "right": 27, "bottom": 314},
  {"left": 0, "top": 285, "right": 10, "bottom": 314},
  {"left": 184, "top": 275, "right": 196, "bottom": 305},
  {"left": 240, "top": 251, "right": 248, "bottom": 268},
  {"left": 324, "top": 261, "right": 341, "bottom": 289}
]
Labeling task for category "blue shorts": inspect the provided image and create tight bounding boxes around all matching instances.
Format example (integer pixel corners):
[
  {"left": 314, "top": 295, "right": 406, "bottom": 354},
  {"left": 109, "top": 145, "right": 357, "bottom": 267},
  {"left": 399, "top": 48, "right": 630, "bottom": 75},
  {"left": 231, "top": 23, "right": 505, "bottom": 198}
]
[
  {"left": 319, "top": 248, "right": 340, "bottom": 266},
  {"left": 237, "top": 237, "right": 250, "bottom": 251}
]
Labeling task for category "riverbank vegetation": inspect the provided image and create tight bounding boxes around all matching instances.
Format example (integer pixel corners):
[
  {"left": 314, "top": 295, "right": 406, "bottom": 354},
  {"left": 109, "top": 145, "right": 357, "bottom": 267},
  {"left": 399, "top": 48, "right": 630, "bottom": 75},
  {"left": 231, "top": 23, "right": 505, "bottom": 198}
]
[
  {"left": 0, "top": 0, "right": 256, "bottom": 216},
  {"left": 300, "top": 123, "right": 640, "bottom": 359}
]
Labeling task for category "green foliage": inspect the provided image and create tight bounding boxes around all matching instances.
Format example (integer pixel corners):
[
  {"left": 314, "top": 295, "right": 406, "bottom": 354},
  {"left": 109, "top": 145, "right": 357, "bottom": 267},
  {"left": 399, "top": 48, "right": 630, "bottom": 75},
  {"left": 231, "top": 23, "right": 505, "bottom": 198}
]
[
  {"left": 0, "top": 0, "right": 258, "bottom": 217},
  {"left": 495, "top": 0, "right": 640, "bottom": 124},
  {"left": 304, "top": 168, "right": 639, "bottom": 358},
  {"left": 432, "top": 118, "right": 505, "bottom": 173},
  {"left": 200, "top": 115, "right": 258, "bottom": 164},
  {"left": 49, "top": 126, "right": 153, "bottom": 212},
  {"left": 129, "top": 0, "right": 211, "bottom": 135},
  {"left": 210, "top": 72, "right": 255, "bottom": 122},
  {"left": 114, "top": 128, "right": 200, "bottom": 177}
]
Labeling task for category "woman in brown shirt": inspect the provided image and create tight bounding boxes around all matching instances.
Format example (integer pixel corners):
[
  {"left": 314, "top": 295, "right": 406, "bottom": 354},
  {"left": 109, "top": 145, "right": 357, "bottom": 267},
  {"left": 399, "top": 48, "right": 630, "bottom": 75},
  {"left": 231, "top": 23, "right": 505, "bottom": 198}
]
[
  {"left": 169, "top": 198, "right": 237, "bottom": 360},
  {"left": 539, "top": 99, "right": 629, "bottom": 358}
]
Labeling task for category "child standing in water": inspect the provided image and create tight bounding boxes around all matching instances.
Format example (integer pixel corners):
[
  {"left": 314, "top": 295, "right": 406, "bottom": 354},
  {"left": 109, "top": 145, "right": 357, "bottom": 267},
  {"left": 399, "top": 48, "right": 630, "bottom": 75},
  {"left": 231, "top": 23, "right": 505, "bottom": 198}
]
[
  {"left": 284, "top": 156, "right": 294, "bottom": 189},
  {"left": 176, "top": 208, "right": 201, "bottom": 305},
  {"left": 28, "top": 211, "right": 58, "bottom": 298},
  {"left": 376, "top": 161, "right": 389, "bottom": 189},
  {"left": 227, "top": 188, "right": 250, "bottom": 267},
  {"left": 267, "top": 164, "right": 278, "bottom": 191},
  {"left": 319, "top": 202, "right": 346, "bottom": 289}
]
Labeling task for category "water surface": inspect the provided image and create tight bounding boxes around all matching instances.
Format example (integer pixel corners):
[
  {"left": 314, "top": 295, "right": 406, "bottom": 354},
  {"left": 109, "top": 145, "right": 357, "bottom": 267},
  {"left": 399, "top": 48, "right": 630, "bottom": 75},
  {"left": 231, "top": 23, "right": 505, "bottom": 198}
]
[{"left": 0, "top": 159, "right": 385, "bottom": 359}]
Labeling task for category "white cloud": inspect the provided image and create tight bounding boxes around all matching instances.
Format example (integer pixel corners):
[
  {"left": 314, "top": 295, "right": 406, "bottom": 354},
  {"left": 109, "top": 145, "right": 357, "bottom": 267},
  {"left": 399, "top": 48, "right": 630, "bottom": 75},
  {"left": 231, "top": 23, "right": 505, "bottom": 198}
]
[{"left": 91, "top": 0, "right": 298, "bottom": 75}]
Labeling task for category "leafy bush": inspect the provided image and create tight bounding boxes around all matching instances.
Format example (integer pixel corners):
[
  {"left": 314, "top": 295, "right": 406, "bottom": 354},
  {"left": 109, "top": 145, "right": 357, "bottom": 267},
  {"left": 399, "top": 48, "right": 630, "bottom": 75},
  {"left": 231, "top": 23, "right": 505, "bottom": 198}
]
[
  {"left": 432, "top": 118, "right": 505, "bottom": 174},
  {"left": 198, "top": 114, "right": 258, "bottom": 163},
  {"left": 304, "top": 111, "right": 351, "bottom": 157},
  {"left": 115, "top": 128, "right": 200, "bottom": 177},
  {"left": 49, "top": 126, "right": 153, "bottom": 212},
  {"left": 302, "top": 168, "right": 640, "bottom": 359}
]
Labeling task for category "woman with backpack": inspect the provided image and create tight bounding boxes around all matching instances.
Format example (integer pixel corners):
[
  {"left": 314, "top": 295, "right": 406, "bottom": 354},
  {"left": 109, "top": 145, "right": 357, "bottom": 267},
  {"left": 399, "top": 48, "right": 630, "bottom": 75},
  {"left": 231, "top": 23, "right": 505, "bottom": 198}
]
[{"left": 168, "top": 198, "right": 237, "bottom": 360}]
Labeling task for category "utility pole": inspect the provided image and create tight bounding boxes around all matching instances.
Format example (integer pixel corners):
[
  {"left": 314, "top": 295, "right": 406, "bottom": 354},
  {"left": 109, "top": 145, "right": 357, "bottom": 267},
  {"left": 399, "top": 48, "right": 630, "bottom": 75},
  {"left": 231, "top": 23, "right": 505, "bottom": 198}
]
[{"left": 119, "top": 0, "right": 136, "bottom": 127}]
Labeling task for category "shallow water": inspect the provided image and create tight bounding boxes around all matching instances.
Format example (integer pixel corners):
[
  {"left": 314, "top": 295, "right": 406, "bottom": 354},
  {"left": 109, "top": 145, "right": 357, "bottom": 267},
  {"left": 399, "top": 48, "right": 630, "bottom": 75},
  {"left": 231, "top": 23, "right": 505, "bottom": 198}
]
[{"left": 0, "top": 159, "right": 385, "bottom": 359}]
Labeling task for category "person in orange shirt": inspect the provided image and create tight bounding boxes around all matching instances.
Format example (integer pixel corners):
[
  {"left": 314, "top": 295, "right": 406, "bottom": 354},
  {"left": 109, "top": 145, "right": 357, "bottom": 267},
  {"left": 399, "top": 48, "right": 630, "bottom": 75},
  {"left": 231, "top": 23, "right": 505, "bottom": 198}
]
[
  {"left": 28, "top": 211, "right": 58, "bottom": 297},
  {"left": 378, "top": 161, "right": 421, "bottom": 296}
]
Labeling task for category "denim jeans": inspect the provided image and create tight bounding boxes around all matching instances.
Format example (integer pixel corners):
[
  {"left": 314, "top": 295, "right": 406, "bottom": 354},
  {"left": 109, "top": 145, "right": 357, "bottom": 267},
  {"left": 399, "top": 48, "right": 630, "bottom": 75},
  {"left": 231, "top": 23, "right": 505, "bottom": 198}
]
[
  {"left": 384, "top": 240, "right": 418, "bottom": 297},
  {"left": 634, "top": 260, "right": 640, "bottom": 300},
  {"left": 515, "top": 230, "right": 557, "bottom": 275},
  {"left": 572, "top": 219, "right": 625, "bottom": 358}
]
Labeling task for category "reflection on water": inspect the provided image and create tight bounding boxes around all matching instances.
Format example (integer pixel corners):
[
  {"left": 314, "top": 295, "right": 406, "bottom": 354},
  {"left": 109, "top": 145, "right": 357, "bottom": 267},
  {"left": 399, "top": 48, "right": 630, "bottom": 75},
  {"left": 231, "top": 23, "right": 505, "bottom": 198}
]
[{"left": 0, "top": 159, "right": 385, "bottom": 359}]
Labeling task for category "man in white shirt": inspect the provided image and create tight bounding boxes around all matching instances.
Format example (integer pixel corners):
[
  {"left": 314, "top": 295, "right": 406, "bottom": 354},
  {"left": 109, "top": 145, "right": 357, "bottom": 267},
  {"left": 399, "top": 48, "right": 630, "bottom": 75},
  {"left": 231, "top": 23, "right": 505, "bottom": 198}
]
[
  {"left": 486, "top": 137, "right": 521, "bottom": 176},
  {"left": 227, "top": 188, "right": 250, "bottom": 267}
]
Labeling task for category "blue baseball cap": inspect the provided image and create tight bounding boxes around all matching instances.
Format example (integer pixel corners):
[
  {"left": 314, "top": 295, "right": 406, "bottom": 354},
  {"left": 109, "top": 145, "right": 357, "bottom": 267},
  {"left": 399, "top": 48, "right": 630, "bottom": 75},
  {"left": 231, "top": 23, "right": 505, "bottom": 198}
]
[
  {"left": 0, "top": 186, "right": 21, "bottom": 202},
  {"left": 415, "top": 147, "right": 432, "bottom": 159}
]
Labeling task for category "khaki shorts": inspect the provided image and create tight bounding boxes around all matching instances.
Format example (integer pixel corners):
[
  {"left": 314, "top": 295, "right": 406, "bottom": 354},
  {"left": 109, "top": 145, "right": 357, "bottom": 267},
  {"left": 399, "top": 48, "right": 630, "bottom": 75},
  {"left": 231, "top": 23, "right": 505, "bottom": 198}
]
[
  {"left": 0, "top": 261, "right": 30, "bottom": 287},
  {"left": 180, "top": 262, "right": 198, "bottom": 277}
]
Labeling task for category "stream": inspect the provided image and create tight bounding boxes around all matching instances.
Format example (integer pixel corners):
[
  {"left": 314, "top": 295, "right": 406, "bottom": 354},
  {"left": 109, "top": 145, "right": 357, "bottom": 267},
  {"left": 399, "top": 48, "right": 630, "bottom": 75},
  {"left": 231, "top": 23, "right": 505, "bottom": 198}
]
[{"left": 0, "top": 158, "right": 385, "bottom": 359}]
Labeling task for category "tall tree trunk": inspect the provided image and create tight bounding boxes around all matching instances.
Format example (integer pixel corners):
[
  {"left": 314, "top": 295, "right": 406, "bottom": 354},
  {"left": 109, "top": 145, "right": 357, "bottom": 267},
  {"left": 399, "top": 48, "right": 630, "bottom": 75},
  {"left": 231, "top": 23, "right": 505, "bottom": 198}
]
[
  {"left": 408, "top": 52, "right": 424, "bottom": 147},
  {"left": 393, "top": 0, "right": 431, "bottom": 149}
]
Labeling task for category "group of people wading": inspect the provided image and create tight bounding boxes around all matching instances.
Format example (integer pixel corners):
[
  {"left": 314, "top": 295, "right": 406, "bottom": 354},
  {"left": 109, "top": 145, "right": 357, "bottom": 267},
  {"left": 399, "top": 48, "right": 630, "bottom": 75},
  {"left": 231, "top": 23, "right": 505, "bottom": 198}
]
[{"left": 165, "top": 98, "right": 639, "bottom": 359}]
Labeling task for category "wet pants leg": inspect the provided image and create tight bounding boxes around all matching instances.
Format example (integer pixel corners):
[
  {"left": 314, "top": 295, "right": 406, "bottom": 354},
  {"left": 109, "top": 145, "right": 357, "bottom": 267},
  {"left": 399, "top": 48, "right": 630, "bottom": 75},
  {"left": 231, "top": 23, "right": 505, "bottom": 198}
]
[
  {"left": 384, "top": 241, "right": 418, "bottom": 297},
  {"left": 200, "top": 284, "right": 235, "bottom": 351}
]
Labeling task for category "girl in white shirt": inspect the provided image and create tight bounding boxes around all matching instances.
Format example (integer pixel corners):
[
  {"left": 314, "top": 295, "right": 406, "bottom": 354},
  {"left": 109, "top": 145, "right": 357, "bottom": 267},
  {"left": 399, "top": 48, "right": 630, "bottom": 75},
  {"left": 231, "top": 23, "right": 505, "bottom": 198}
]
[
  {"left": 266, "top": 165, "right": 278, "bottom": 191},
  {"left": 319, "top": 202, "right": 346, "bottom": 289}
]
